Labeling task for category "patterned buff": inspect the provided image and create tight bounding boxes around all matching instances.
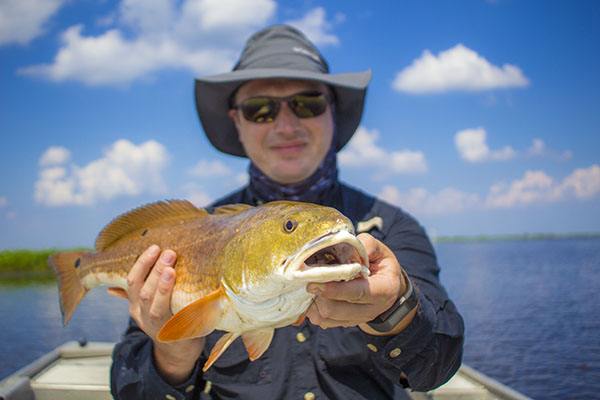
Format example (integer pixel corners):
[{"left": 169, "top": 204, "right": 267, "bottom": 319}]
[{"left": 247, "top": 144, "right": 338, "bottom": 204}]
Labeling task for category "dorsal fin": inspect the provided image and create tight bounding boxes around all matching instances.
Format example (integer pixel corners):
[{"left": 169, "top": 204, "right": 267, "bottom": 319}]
[
  {"left": 95, "top": 200, "right": 208, "bottom": 250},
  {"left": 212, "top": 203, "right": 253, "bottom": 215}
]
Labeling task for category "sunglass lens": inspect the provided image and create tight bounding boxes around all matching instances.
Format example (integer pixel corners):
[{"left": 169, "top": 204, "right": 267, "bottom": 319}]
[
  {"left": 290, "top": 93, "right": 328, "bottom": 118},
  {"left": 241, "top": 98, "right": 277, "bottom": 123}
]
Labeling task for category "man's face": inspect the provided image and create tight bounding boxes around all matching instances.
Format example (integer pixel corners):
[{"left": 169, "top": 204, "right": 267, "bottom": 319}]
[{"left": 229, "top": 79, "right": 334, "bottom": 184}]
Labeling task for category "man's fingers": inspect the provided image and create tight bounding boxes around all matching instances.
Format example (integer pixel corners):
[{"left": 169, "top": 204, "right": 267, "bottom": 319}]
[
  {"left": 312, "top": 296, "right": 378, "bottom": 322},
  {"left": 139, "top": 250, "right": 176, "bottom": 303},
  {"left": 305, "top": 303, "right": 361, "bottom": 329},
  {"left": 127, "top": 245, "right": 160, "bottom": 302},
  {"left": 148, "top": 267, "right": 176, "bottom": 322},
  {"left": 307, "top": 278, "right": 372, "bottom": 304}
]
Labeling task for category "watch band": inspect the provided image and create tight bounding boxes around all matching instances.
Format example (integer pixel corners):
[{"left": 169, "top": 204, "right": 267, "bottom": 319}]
[{"left": 367, "top": 269, "right": 419, "bottom": 332}]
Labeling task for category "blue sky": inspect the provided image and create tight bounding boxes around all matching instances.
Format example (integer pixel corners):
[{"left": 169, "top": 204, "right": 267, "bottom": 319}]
[{"left": 1, "top": 0, "right": 599, "bottom": 249}]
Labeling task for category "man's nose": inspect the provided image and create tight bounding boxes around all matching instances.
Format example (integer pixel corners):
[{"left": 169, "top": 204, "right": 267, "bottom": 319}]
[{"left": 273, "top": 102, "right": 300, "bottom": 135}]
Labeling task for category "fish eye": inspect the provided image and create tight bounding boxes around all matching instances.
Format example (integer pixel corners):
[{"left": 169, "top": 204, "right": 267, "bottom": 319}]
[{"left": 283, "top": 219, "right": 298, "bottom": 233}]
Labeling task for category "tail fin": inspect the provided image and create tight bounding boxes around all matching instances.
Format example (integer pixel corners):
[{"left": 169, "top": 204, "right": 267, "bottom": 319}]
[{"left": 48, "top": 251, "right": 88, "bottom": 326}]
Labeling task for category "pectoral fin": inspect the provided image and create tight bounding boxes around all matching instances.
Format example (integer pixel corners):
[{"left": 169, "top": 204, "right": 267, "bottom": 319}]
[
  {"left": 242, "top": 328, "right": 274, "bottom": 361},
  {"left": 157, "top": 287, "right": 225, "bottom": 342},
  {"left": 203, "top": 332, "right": 240, "bottom": 372}
]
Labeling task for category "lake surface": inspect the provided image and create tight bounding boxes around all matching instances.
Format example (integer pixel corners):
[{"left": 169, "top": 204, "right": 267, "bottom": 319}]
[{"left": 1, "top": 238, "right": 599, "bottom": 399}]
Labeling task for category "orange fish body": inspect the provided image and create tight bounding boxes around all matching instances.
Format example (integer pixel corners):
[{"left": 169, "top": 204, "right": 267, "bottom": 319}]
[{"left": 50, "top": 200, "right": 368, "bottom": 370}]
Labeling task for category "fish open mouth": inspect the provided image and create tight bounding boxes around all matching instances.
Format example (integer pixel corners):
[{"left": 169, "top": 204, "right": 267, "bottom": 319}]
[{"left": 284, "top": 231, "right": 370, "bottom": 282}]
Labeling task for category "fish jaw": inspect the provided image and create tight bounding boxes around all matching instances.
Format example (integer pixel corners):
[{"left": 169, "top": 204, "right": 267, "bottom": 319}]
[{"left": 283, "top": 230, "right": 370, "bottom": 283}]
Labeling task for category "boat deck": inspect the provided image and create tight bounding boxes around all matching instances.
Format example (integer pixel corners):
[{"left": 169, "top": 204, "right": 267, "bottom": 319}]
[{"left": 0, "top": 341, "right": 531, "bottom": 400}]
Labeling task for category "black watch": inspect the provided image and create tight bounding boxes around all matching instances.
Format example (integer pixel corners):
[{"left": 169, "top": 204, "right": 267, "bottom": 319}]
[{"left": 367, "top": 269, "right": 419, "bottom": 332}]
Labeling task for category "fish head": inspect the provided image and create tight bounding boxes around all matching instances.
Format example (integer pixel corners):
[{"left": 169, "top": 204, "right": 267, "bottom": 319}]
[{"left": 222, "top": 201, "right": 369, "bottom": 299}]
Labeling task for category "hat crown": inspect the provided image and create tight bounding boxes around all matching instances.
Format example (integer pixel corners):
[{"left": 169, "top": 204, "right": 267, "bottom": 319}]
[{"left": 234, "top": 25, "right": 329, "bottom": 74}]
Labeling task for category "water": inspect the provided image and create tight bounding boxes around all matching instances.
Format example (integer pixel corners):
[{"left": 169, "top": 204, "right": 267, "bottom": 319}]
[
  {"left": 1, "top": 238, "right": 599, "bottom": 399},
  {"left": 437, "top": 238, "right": 600, "bottom": 399}
]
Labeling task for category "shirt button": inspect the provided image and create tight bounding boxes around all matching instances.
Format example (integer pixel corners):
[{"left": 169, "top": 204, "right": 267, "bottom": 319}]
[
  {"left": 296, "top": 332, "right": 307, "bottom": 343},
  {"left": 304, "top": 391, "right": 316, "bottom": 400},
  {"left": 389, "top": 347, "right": 402, "bottom": 358},
  {"left": 165, "top": 395, "right": 176, "bottom": 400},
  {"left": 185, "top": 384, "right": 195, "bottom": 393},
  {"left": 367, "top": 343, "right": 378, "bottom": 352}
]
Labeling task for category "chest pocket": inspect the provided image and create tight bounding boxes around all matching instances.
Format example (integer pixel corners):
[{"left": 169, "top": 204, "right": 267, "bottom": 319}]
[
  {"left": 316, "top": 327, "right": 370, "bottom": 368},
  {"left": 203, "top": 332, "right": 272, "bottom": 385}
]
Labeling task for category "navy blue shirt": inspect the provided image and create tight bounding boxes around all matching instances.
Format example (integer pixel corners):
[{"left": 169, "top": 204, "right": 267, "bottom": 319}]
[{"left": 110, "top": 182, "right": 464, "bottom": 399}]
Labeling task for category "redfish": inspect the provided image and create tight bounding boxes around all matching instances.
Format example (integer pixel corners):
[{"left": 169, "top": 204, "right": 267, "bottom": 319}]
[{"left": 50, "top": 200, "right": 369, "bottom": 370}]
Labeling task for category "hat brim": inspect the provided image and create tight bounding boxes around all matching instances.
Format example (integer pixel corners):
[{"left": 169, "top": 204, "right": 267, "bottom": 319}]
[{"left": 195, "top": 68, "right": 371, "bottom": 157}]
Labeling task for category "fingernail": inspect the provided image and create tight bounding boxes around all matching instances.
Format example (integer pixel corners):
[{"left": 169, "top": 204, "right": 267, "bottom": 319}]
[
  {"left": 160, "top": 251, "right": 174, "bottom": 265},
  {"left": 148, "top": 245, "right": 160, "bottom": 256},
  {"left": 161, "top": 270, "right": 172, "bottom": 283}
]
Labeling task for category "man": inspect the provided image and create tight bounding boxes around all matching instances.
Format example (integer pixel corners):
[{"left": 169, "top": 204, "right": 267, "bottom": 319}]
[{"left": 111, "top": 25, "right": 464, "bottom": 400}]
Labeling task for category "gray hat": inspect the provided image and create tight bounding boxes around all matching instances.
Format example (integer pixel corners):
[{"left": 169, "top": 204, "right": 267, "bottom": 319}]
[{"left": 194, "top": 24, "right": 371, "bottom": 157}]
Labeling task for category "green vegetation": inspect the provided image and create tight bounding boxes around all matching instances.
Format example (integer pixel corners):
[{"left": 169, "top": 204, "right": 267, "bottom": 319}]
[
  {"left": 433, "top": 232, "right": 600, "bottom": 243},
  {"left": 0, "top": 248, "right": 89, "bottom": 283}
]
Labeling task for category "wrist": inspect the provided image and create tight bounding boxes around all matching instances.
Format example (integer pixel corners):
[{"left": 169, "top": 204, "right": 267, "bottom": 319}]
[
  {"left": 153, "top": 339, "right": 205, "bottom": 385},
  {"left": 363, "top": 268, "right": 419, "bottom": 335}
]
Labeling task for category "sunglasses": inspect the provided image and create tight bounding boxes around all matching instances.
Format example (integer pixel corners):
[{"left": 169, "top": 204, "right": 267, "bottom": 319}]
[{"left": 232, "top": 91, "right": 331, "bottom": 123}]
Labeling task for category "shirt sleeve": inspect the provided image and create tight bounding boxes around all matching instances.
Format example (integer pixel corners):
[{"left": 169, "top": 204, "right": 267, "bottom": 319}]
[
  {"left": 110, "top": 318, "right": 207, "bottom": 400},
  {"left": 363, "top": 206, "right": 465, "bottom": 392}
]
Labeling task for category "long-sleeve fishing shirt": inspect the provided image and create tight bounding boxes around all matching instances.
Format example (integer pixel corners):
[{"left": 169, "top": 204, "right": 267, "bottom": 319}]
[{"left": 110, "top": 182, "right": 464, "bottom": 400}]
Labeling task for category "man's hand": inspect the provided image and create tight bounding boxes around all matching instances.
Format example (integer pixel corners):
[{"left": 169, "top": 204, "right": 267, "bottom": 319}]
[
  {"left": 305, "top": 233, "right": 416, "bottom": 335},
  {"left": 125, "top": 245, "right": 205, "bottom": 384}
]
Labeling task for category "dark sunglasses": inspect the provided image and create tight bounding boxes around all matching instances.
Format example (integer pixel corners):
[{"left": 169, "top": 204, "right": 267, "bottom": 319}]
[{"left": 232, "top": 91, "right": 331, "bottom": 123}]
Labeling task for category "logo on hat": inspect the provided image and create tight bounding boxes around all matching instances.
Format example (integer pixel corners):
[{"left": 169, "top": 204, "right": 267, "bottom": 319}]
[{"left": 292, "top": 46, "right": 320, "bottom": 62}]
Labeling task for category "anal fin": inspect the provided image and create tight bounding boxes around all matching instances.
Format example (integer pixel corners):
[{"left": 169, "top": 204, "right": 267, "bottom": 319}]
[
  {"left": 203, "top": 332, "right": 240, "bottom": 372},
  {"left": 242, "top": 328, "right": 274, "bottom": 361}
]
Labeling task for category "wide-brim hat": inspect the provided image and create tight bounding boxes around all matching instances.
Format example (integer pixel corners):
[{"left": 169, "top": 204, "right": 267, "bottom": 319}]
[{"left": 195, "top": 24, "right": 371, "bottom": 157}]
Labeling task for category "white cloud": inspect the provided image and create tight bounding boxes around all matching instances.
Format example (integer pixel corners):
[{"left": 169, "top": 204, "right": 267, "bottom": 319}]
[
  {"left": 526, "top": 138, "right": 572, "bottom": 161},
  {"left": 35, "top": 139, "right": 169, "bottom": 206},
  {"left": 339, "top": 126, "right": 428, "bottom": 174},
  {"left": 39, "top": 146, "right": 71, "bottom": 166},
  {"left": 119, "top": 0, "right": 176, "bottom": 35},
  {"left": 454, "top": 127, "right": 516, "bottom": 163},
  {"left": 190, "top": 0, "right": 277, "bottom": 31},
  {"left": 559, "top": 164, "right": 600, "bottom": 199},
  {"left": 527, "top": 138, "right": 545, "bottom": 156},
  {"left": 378, "top": 165, "right": 600, "bottom": 215},
  {"left": 485, "top": 165, "right": 600, "bottom": 208},
  {"left": 19, "top": 0, "right": 277, "bottom": 85},
  {"left": 379, "top": 186, "right": 480, "bottom": 216},
  {"left": 286, "top": 7, "right": 339, "bottom": 46},
  {"left": 183, "top": 183, "right": 213, "bottom": 208},
  {"left": 0, "top": 0, "right": 66, "bottom": 46},
  {"left": 393, "top": 44, "right": 529, "bottom": 94},
  {"left": 0, "top": 196, "right": 7, "bottom": 207},
  {"left": 188, "top": 159, "right": 233, "bottom": 178},
  {"left": 235, "top": 172, "right": 249, "bottom": 186}
]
